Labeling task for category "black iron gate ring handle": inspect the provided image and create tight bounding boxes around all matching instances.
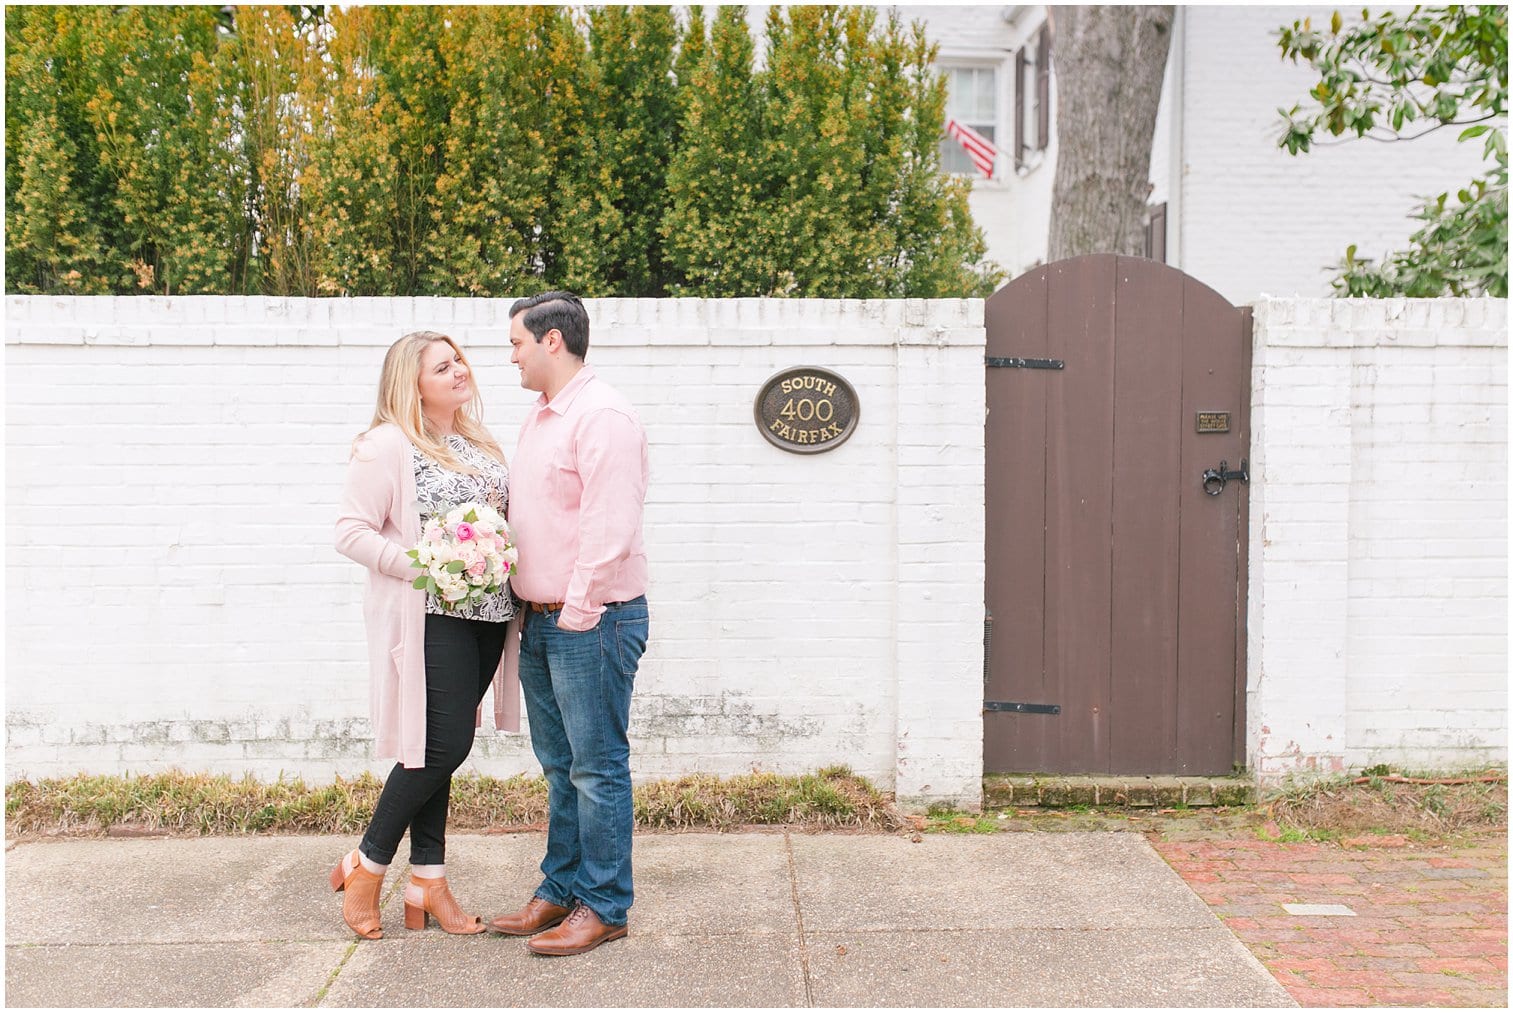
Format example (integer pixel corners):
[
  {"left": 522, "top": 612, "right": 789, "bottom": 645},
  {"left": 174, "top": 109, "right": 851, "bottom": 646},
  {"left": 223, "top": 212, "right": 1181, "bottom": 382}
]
[{"left": 1202, "top": 459, "right": 1249, "bottom": 496}]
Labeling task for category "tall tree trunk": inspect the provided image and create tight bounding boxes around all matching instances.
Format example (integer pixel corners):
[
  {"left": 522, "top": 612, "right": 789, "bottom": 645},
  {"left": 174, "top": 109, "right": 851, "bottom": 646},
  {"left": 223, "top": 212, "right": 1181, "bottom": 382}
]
[{"left": 1048, "top": 5, "right": 1174, "bottom": 260}]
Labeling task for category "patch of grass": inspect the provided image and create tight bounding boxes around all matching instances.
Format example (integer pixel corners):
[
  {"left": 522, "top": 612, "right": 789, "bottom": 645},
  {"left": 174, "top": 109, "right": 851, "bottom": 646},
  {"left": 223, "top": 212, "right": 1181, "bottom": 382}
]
[
  {"left": 3, "top": 770, "right": 550, "bottom": 837},
  {"left": 633, "top": 767, "right": 900, "bottom": 831},
  {"left": 5, "top": 766, "right": 900, "bottom": 838},
  {"left": 1262, "top": 824, "right": 1340, "bottom": 844},
  {"left": 448, "top": 773, "right": 550, "bottom": 827},
  {"left": 1263, "top": 766, "right": 1507, "bottom": 843},
  {"left": 923, "top": 814, "right": 1000, "bottom": 834}
]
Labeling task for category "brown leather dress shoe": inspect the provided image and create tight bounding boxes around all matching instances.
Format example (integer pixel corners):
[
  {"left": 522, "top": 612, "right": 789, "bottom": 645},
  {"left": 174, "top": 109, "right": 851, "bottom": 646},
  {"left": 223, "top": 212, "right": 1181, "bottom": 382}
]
[
  {"left": 526, "top": 903, "right": 627, "bottom": 956},
  {"left": 488, "top": 896, "right": 571, "bottom": 936}
]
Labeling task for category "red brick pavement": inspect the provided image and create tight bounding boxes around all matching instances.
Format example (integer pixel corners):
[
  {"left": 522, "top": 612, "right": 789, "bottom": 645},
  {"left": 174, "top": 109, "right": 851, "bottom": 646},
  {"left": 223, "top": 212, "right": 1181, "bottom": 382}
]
[{"left": 1154, "top": 835, "right": 1508, "bottom": 1007}]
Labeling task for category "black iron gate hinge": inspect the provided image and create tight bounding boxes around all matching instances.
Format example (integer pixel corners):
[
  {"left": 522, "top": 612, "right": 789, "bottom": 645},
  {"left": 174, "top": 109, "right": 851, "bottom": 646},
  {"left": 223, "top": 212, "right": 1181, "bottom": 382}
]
[
  {"left": 986, "top": 356, "right": 1064, "bottom": 370},
  {"left": 984, "top": 701, "right": 1061, "bottom": 715}
]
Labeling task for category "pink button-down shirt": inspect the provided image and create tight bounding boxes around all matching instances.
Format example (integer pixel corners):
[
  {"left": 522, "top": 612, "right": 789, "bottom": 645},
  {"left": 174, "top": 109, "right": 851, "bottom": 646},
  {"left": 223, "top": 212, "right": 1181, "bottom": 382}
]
[{"left": 507, "top": 365, "right": 649, "bottom": 631}]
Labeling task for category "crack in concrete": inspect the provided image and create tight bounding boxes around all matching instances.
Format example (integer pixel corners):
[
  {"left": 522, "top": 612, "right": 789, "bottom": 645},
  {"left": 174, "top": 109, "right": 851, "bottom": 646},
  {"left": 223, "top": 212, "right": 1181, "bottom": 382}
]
[
  {"left": 309, "top": 940, "right": 358, "bottom": 1008},
  {"left": 784, "top": 831, "right": 814, "bottom": 1007},
  {"left": 309, "top": 873, "right": 406, "bottom": 1006}
]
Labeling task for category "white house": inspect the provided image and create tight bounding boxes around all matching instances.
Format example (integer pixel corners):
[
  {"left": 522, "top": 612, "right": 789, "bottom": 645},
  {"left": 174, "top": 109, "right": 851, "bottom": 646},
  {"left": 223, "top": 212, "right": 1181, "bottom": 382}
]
[{"left": 909, "top": 4, "right": 1494, "bottom": 305}]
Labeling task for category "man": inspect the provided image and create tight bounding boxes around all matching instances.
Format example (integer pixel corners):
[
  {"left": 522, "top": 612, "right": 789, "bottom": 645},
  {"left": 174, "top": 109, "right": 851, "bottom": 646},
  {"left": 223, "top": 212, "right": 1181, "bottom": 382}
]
[{"left": 490, "top": 291, "right": 650, "bottom": 956}]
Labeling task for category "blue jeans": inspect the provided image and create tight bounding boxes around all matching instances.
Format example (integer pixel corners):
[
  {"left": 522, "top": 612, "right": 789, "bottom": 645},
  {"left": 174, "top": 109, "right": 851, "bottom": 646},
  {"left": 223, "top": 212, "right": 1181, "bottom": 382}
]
[{"left": 518, "top": 596, "right": 648, "bottom": 926}]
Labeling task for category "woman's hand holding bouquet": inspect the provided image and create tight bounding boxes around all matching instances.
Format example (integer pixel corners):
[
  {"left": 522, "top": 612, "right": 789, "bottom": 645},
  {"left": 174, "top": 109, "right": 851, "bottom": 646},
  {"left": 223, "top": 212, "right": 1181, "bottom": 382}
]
[{"left": 407, "top": 502, "right": 517, "bottom": 609}]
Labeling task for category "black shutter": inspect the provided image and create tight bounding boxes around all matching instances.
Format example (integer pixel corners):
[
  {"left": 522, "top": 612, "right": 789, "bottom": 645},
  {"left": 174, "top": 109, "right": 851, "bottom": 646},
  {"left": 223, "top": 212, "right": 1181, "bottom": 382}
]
[
  {"left": 1014, "top": 47, "right": 1027, "bottom": 169},
  {"left": 1035, "top": 28, "right": 1051, "bottom": 152}
]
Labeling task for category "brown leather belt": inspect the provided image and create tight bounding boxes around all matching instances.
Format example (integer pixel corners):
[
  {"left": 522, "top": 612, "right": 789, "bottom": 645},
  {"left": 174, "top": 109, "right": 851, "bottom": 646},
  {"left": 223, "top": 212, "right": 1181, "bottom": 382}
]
[{"left": 525, "top": 599, "right": 639, "bottom": 614}]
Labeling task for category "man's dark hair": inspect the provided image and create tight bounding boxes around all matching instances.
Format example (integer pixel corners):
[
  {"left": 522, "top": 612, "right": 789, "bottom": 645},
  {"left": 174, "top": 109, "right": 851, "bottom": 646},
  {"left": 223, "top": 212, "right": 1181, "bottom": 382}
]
[{"left": 509, "top": 291, "right": 590, "bottom": 359}]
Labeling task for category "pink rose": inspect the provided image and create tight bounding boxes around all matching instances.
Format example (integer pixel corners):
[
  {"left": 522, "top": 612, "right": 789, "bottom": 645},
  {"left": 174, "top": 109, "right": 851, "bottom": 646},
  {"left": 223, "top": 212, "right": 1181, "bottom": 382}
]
[
  {"left": 455, "top": 522, "right": 475, "bottom": 541},
  {"left": 467, "top": 559, "right": 487, "bottom": 577}
]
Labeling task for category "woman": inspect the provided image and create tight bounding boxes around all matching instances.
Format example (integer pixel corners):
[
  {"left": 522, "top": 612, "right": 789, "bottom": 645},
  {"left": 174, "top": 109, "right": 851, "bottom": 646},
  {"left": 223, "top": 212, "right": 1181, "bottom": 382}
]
[{"left": 332, "top": 330, "right": 521, "bottom": 938}]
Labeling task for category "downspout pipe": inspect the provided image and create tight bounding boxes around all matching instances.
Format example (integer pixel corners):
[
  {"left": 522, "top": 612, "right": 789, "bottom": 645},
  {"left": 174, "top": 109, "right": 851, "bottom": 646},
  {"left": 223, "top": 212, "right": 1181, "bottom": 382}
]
[{"left": 1167, "top": 6, "right": 1185, "bottom": 269}]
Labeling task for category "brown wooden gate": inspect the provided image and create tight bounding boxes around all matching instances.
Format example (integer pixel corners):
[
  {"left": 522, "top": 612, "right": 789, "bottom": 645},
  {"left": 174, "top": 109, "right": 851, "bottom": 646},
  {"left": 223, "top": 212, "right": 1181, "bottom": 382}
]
[{"left": 983, "top": 254, "right": 1251, "bottom": 775}]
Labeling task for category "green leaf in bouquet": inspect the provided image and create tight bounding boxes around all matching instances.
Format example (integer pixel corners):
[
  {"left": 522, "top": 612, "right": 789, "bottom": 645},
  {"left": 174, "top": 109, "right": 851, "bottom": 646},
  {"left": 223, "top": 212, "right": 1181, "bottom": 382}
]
[
  {"left": 411, "top": 575, "right": 429, "bottom": 590},
  {"left": 426, "top": 576, "right": 438, "bottom": 594},
  {"left": 465, "top": 509, "right": 478, "bottom": 523},
  {"left": 445, "top": 560, "right": 466, "bottom": 574},
  {"left": 406, "top": 548, "right": 419, "bottom": 559}
]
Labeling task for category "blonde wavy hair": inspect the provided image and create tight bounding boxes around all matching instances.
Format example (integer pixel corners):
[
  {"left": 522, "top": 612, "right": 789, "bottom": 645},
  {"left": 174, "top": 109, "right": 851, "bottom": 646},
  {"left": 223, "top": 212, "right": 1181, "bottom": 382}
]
[{"left": 360, "top": 330, "right": 504, "bottom": 471}]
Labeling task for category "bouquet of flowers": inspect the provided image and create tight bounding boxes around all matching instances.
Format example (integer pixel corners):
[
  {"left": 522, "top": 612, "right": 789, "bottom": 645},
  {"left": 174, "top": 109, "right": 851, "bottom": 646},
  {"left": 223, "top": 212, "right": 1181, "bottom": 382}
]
[{"left": 406, "top": 502, "right": 518, "bottom": 610}]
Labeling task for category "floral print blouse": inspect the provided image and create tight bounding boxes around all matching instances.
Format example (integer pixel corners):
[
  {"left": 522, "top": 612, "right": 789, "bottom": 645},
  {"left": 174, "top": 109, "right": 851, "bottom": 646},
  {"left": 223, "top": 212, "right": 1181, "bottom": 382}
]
[{"left": 412, "top": 435, "right": 515, "bottom": 623}]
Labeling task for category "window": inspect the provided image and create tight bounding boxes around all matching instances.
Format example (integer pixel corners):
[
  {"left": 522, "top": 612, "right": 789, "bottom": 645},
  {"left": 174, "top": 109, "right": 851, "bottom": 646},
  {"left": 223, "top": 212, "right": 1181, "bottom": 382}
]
[
  {"left": 939, "top": 65, "right": 998, "bottom": 176},
  {"left": 1144, "top": 203, "right": 1168, "bottom": 263},
  {"left": 1015, "top": 26, "right": 1051, "bottom": 168}
]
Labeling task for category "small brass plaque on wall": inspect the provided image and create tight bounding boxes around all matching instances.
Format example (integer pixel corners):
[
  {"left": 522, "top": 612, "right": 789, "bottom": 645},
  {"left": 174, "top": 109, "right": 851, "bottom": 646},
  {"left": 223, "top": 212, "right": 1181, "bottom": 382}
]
[
  {"left": 754, "top": 366, "right": 859, "bottom": 454},
  {"left": 1196, "top": 411, "right": 1231, "bottom": 433}
]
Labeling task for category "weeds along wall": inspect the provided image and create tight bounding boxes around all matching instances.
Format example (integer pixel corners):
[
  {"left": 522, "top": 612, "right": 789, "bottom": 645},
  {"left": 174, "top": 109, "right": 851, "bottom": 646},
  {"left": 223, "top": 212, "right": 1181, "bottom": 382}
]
[{"left": 4, "top": 296, "right": 987, "bottom": 809}]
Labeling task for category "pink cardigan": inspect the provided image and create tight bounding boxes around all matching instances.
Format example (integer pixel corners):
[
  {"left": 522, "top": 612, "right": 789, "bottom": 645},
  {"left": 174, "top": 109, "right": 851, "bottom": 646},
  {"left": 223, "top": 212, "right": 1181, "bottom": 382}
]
[{"left": 335, "top": 422, "right": 521, "bottom": 769}]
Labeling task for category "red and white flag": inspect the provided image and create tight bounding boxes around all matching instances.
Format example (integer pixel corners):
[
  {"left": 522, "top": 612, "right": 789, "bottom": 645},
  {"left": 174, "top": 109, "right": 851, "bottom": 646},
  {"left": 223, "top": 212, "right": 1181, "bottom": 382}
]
[{"left": 945, "top": 117, "right": 998, "bottom": 178}]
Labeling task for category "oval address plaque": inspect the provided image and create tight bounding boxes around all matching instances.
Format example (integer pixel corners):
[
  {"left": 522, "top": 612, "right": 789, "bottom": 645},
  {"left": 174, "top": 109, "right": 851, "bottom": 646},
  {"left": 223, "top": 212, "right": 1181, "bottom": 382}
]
[{"left": 754, "top": 366, "right": 859, "bottom": 454}]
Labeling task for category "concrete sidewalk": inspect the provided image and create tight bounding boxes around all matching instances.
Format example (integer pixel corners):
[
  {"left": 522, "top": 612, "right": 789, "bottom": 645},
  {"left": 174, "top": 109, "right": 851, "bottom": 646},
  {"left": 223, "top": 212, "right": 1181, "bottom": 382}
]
[{"left": 5, "top": 831, "right": 1294, "bottom": 1008}]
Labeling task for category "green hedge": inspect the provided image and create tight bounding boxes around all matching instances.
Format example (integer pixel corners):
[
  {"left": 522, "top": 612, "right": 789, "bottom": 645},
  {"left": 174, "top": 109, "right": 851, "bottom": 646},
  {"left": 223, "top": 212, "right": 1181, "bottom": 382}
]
[{"left": 5, "top": 5, "right": 1001, "bottom": 298}]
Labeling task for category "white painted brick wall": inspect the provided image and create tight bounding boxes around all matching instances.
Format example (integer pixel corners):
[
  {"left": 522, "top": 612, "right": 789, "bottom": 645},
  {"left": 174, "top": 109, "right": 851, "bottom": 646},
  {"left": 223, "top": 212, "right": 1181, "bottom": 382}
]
[
  {"left": 1248, "top": 298, "right": 1508, "bottom": 781},
  {"left": 10, "top": 293, "right": 1503, "bottom": 796},
  {"left": 5, "top": 296, "right": 986, "bottom": 809}
]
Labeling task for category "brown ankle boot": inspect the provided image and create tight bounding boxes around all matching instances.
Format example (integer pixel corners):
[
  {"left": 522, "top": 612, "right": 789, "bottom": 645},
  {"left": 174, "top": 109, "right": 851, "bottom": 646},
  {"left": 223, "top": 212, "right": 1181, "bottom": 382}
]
[
  {"left": 328, "top": 849, "right": 384, "bottom": 940},
  {"left": 404, "top": 875, "right": 486, "bottom": 934}
]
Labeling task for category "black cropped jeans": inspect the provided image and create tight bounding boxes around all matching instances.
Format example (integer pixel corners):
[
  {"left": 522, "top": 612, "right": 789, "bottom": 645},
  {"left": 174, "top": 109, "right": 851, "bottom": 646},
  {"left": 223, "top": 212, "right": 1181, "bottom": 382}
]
[{"left": 359, "top": 613, "right": 508, "bottom": 866}]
